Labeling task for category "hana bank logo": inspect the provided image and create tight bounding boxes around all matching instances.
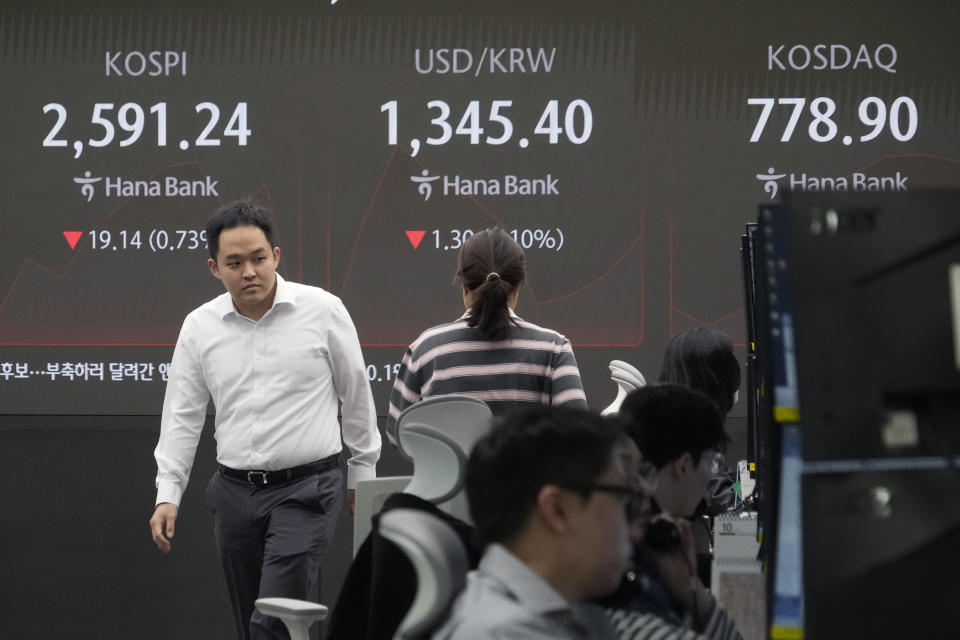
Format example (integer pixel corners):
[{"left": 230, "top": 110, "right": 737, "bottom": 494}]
[
  {"left": 756, "top": 167, "right": 787, "bottom": 200},
  {"left": 755, "top": 166, "right": 908, "bottom": 197},
  {"left": 74, "top": 171, "right": 103, "bottom": 202},
  {"left": 411, "top": 170, "right": 441, "bottom": 201},
  {"left": 71, "top": 171, "right": 219, "bottom": 200}
]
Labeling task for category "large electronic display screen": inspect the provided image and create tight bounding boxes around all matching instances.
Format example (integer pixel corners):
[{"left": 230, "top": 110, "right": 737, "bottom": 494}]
[{"left": 1, "top": 0, "right": 958, "bottom": 414}]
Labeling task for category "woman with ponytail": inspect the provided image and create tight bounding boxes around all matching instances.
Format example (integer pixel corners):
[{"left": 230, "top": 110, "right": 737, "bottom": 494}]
[{"left": 385, "top": 227, "right": 587, "bottom": 446}]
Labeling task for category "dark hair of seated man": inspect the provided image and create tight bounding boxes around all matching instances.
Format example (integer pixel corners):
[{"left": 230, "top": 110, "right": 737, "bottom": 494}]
[{"left": 433, "top": 406, "right": 634, "bottom": 640}]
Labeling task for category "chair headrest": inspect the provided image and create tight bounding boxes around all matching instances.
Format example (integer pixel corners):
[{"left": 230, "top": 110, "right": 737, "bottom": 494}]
[
  {"left": 396, "top": 394, "right": 493, "bottom": 504},
  {"left": 399, "top": 425, "right": 467, "bottom": 504},
  {"left": 608, "top": 359, "right": 646, "bottom": 388},
  {"left": 396, "top": 394, "right": 493, "bottom": 457},
  {"left": 378, "top": 508, "right": 469, "bottom": 639},
  {"left": 601, "top": 359, "right": 647, "bottom": 415}
]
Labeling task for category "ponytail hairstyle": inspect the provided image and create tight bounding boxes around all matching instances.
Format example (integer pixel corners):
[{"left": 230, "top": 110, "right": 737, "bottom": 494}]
[
  {"left": 658, "top": 328, "right": 741, "bottom": 415},
  {"left": 456, "top": 228, "right": 526, "bottom": 340}
]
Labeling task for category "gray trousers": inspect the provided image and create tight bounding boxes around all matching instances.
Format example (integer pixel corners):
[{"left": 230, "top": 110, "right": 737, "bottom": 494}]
[{"left": 204, "top": 466, "right": 344, "bottom": 640}]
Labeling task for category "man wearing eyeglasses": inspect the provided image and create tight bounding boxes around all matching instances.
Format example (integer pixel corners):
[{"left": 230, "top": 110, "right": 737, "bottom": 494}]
[
  {"left": 432, "top": 406, "right": 637, "bottom": 640},
  {"left": 620, "top": 384, "right": 728, "bottom": 523},
  {"left": 599, "top": 384, "right": 744, "bottom": 640}
]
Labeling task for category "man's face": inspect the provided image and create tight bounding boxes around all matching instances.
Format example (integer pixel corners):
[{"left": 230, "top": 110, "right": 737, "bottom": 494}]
[
  {"left": 565, "top": 454, "right": 633, "bottom": 599},
  {"left": 677, "top": 448, "right": 720, "bottom": 517},
  {"left": 617, "top": 438, "right": 654, "bottom": 545},
  {"left": 208, "top": 225, "right": 280, "bottom": 320}
]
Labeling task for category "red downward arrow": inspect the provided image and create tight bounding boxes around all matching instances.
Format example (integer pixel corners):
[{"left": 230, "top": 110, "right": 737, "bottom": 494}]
[
  {"left": 405, "top": 230, "right": 426, "bottom": 250},
  {"left": 63, "top": 231, "right": 83, "bottom": 250}
]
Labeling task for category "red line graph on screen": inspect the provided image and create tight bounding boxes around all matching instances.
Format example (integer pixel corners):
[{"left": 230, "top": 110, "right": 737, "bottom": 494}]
[
  {"left": 667, "top": 196, "right": 744, "bottom": 340},
  {"left": 338, "top": 145, "right": 646, "bottom": 347},
  {"left": 666, "top": 157, "right": 744, "bottom": 342},
  {"left": 3, "top": 146, "right": 651, "bottom": 348},
  {"left": 0, "top": 162, "right": 280, "bottom": 346},
  {"left": 667, "top": 152, "right": 960, "bottom": 345}
]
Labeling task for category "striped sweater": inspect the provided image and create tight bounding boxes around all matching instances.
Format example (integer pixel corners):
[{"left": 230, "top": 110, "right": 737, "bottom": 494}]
[
  {"left": 385, "top": 312, "right": 587, "bottom": 446},
  {"left": 605, "top": 604, "right": 744, "bottom": 640}
]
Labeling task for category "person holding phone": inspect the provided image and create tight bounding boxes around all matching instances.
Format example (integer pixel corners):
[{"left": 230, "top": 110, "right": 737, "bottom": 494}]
[{"left": 599, "top": 386, "right": 744, "bottom": 640}]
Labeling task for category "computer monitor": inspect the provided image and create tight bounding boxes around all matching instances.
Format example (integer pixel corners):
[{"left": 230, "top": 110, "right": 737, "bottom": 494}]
[
  {"left": 782, "top": 189, "right": 960, "bottom": 461},
  {"left": 768, "top": 189, "right": 960, "bottom": 638},
  {"left": 753, "top": 203, "right": 803, "bottom": 638},
  {"left": 740, "top": 224, "right": 760, "bottom": 477}
]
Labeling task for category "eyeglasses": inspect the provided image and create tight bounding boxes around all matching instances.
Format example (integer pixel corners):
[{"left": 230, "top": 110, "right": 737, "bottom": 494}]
[
  {"left": 619, "top": 450, "right": 660, "bottom": 492},
  {"left": 563, "top": 483, "right": 649, "bottom": 522},
  {"left": 636, "top": 459, "right": 659, "bottom": 491}
]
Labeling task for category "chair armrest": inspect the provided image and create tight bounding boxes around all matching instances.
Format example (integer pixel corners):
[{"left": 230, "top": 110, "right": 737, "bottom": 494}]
[
  {"left": 353, "top": 476, "right": 414, "bottom": 556},
  {"left": 255, "top": 597, "right": 328, "bottom": 623}
]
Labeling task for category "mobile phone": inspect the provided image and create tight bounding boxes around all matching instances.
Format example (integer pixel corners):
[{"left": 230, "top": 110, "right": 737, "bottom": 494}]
[{"left": 645, "top": 518, "right": 682, "bottom": 552}]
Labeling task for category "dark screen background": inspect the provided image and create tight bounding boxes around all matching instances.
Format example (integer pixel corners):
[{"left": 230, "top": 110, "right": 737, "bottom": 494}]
[{"left": 1, "top": 0, "right": 958, "bottom": 415}]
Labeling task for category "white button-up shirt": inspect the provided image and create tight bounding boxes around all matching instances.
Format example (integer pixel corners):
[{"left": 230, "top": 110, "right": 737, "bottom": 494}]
[{"left": 154, "top": 274, "right": 380, "bottom": 506}]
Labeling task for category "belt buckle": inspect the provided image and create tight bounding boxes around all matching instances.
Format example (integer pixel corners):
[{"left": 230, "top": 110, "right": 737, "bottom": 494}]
[{"left": 247, "top": 471, "right": 269, "bottom": 485}]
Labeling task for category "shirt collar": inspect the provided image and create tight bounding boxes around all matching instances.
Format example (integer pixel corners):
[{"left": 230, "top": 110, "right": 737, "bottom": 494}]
[
  {"left": 479, "top": 543, "right": 570, "bottom": 615},
  {"left": 215, "top": 273, "right": 295, "bottom": 319},
  {"left": 456, "top": 308, "right": 522, "bottom": 322},
  {"left": 272, "top": 273, "right": 296, "bottom": 306}
]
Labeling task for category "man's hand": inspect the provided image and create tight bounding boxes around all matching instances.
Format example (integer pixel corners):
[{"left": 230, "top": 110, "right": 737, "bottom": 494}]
[
  {"left": 645, "top": 516, "right": 697, "bottom": 607},
  {"left": 645, "top": 516, "right": 715, "bottom": 630},
  {"left": 149, "top": 502, "right": 179, "bottom": 553},
  {"left": 348, "top": 489, "right": 356, "bottom": 517}
]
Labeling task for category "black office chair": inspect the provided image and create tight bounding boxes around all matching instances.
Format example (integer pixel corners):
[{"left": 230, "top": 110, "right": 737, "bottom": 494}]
[{"left": 377, "top": 508, "right": 470, "bottom": 640}]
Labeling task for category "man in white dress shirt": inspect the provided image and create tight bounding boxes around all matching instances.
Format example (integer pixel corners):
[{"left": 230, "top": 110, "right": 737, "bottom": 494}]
[{"left": 149, "top": 200, "right": 381, "bottom": 640}]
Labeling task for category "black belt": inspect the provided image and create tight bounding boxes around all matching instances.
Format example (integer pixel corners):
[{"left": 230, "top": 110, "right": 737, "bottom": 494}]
[{"left": 219, "top": 453, "right": 340, "bottom": 486}]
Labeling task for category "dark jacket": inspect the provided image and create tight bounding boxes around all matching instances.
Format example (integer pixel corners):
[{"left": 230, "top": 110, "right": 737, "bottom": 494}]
[{"left": 325, "top": 492, "right": 480, "bottom": 640}]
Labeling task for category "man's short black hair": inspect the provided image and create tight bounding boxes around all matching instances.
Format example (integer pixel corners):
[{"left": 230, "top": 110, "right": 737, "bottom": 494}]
[
  {"left": 205, "top": 199, "right": 275, "bottom": 260},
  {"left": 465, "top": 406, "right": 623, "bottom": 547},
  {"left": 619, "top": 384, "right": 726, "bottom": 469}
]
